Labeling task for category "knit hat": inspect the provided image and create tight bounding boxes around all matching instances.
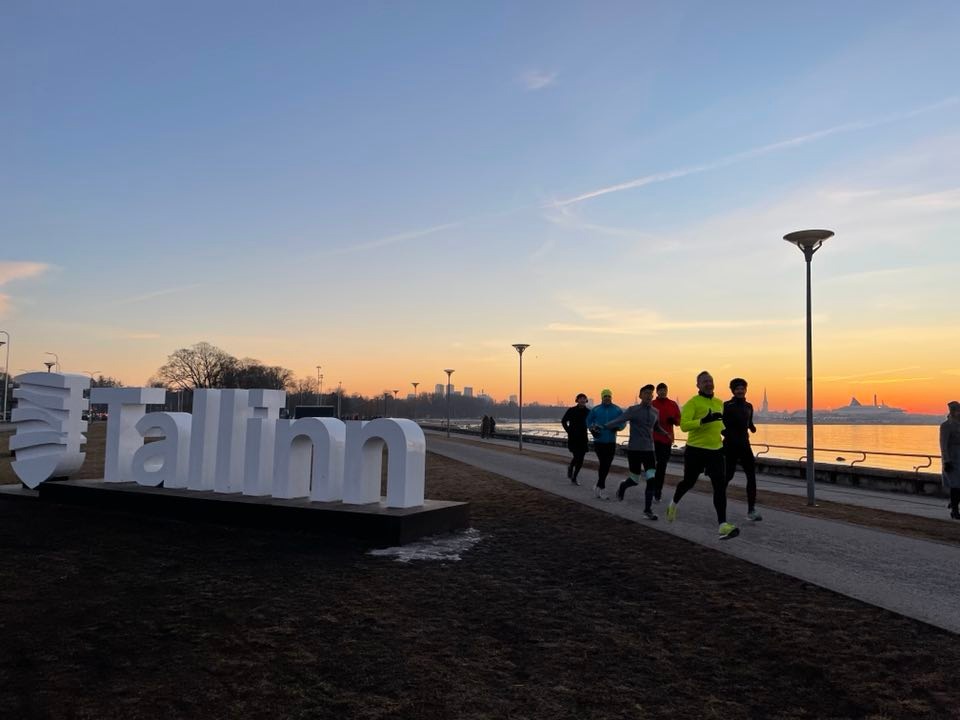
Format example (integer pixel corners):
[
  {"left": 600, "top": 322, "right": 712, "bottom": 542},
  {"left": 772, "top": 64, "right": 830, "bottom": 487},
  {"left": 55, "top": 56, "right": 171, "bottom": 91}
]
[
  {"left": 600, "top": 388, "right": 613, "bottom": 398},
  {"left": 948, "top": 400, "right": 960, "bottom": 411},
  {"left": 729, "top": 377, "right": 748, "bottom": 391}
]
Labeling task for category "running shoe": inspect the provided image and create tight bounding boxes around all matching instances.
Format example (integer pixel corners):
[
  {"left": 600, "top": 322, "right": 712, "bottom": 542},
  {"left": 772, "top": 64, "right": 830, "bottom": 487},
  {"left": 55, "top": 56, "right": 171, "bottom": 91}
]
[
  {"left": 747, "top": 509, "right": 763, "bottom": 522},
  {"left": 594, "top": 485, "right": 608, "bottom": 500},
  {"left": 666, "top": 502, "right": 678, "bottom": 522},
  {"left": 951, "top": 508, "right": 960, "bottom": 520},
  {"left": 616, "top": 482, "right": 626, "bottom": 501},
  {"left": 718, "top": 522, "right": 740, "bottom": 540},
  {"left": 570, "top": 477, "right": 580, "bottom": 486},
  {"left": 643, "top": 510, "right": 658, "bottom": 521}
]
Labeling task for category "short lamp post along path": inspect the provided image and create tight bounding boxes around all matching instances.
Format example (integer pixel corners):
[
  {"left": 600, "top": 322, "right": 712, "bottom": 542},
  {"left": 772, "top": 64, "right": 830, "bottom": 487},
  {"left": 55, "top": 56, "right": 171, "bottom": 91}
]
[
  {"left": 45, "top": 351, "right": 60, "bottom": 372},
  {"left": 444, "top": 369, "right": 455, "bottom": 438},
  {"left": 316, "top": 365, "right": 322, "bottom": 406},
  {"left": 512, "top": 344, "right": 530, "bottom": 451},
  {"left": 411, "top": 382, "right": 419, "bottom": 420},
  {"left": 784, "top": 229, "right": 834, "bottom": 507}
]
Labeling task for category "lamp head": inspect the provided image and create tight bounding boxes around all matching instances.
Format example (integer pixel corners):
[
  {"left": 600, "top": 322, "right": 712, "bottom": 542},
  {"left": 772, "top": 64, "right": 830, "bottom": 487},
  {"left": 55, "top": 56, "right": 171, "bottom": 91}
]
[
  {"left": 512, "top": 343, "right": 530, "bottom": 355},
  {"left": 784, "top": 229, "right": 834, "bottom": 256}
]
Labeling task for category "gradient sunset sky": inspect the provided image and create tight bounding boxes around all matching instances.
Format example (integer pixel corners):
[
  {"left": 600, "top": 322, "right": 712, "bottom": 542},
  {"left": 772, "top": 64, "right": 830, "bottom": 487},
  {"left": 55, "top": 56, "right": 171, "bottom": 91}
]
[{"left": 3, "top": 1, "right": 959, "bottom": 413}]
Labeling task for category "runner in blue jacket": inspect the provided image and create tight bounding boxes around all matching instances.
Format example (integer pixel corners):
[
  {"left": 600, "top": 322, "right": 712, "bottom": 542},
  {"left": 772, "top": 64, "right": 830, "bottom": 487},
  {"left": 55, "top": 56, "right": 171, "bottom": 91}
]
[{"left": 585, "top": 389, "right": 624, "bottom": 500}]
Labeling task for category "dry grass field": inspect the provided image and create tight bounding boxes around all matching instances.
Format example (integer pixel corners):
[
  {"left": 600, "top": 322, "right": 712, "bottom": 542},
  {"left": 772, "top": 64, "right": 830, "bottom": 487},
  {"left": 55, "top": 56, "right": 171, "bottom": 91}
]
[{"left": 1, "top": 445, "right": 959, "bottom": 719}]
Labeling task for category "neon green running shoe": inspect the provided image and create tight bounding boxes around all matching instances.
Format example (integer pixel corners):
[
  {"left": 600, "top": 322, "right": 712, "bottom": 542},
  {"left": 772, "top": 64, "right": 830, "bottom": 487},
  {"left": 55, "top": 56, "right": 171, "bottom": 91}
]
[
  {"left": 718, "top": 522, "right": 740, "bottom": 540},
  {"left": 666, "top": 502, "right": 678, "bottom": 522}
]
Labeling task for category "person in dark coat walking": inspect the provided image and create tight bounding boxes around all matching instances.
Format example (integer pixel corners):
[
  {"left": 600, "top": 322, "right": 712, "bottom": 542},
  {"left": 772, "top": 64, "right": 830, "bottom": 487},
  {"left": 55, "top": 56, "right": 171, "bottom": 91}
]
[
  {"left": 561, "top": 393, "right": 590, "bottom": 485},
  {"left": 939, "top": 400, "right": 960, "bottom": 520}
]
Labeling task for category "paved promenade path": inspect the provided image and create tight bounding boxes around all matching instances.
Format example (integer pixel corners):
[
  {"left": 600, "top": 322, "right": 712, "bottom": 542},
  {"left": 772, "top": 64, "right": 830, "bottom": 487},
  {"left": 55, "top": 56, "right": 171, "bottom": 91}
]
[{"left": 427, "top": 431, "right": 960, "bottom": 635}]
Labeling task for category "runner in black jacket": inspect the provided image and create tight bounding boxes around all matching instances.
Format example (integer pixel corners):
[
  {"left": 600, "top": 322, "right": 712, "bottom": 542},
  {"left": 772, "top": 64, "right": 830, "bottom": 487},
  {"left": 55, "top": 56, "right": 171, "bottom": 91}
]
[{"left": 723, "top": 378, "right": 761, "bottom": 521}]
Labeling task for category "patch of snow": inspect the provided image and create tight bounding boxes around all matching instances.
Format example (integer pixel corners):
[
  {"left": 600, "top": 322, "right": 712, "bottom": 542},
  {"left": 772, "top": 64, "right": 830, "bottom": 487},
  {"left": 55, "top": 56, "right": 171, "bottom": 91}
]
[{"left": 368, "top": 528, "right": 483, "bottom": 563}]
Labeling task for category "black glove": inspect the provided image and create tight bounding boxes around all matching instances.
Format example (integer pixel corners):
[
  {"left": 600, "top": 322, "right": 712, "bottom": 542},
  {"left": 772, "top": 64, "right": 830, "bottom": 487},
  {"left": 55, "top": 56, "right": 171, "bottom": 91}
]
[
  {"left": 945, "top": 461, "right": 955, "bottom": 473},
  {"left": 590, "top": 425, "right": 603, "bottom": 438},
  {"left": 701, "top": 410, "right": 723, "bottom": 425}
]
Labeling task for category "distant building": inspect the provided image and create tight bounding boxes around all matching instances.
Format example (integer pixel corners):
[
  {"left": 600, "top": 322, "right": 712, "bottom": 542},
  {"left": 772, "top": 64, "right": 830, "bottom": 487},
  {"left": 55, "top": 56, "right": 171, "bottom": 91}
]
[
  {"left": 509, "top": 394, "right": 518, "bottom": 404},
  {"left": 831, "top": 395, "right": 905, "bottom": 418},
  {"left": 463, "top": 386, "right": 473, "bottom": 398},
  {"left": 434, "top": 383, "right": 445, "bottom": 396}
]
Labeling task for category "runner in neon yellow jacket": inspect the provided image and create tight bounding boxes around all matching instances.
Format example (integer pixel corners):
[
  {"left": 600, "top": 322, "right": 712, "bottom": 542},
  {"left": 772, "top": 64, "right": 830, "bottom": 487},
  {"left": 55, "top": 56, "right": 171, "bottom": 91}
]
[
  {"left": 679, "top": 392, "right": 725, "bottom": 450},
  {"left": 666, "top": 371, "right": 739, "bottom": 540}
]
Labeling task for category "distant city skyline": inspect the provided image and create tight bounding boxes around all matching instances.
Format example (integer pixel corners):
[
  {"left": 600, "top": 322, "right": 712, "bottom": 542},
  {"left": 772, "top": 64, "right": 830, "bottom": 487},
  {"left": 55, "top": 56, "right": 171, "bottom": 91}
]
[{"left": 3, "top": 2, "right": 959, "bottom": 414}]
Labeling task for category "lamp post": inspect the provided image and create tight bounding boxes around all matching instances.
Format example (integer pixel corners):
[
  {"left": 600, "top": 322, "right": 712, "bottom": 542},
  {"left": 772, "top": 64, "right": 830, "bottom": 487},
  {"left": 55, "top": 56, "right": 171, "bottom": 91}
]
[
  {"left": 315, "top": 365, "right": 321, "bottom": 406},
  {"left": 392, "top": 389, "right": 399, "bottom": 417},
  {"left": 784, "top": 229, "right": 833, "bottom": 507},
  {"left": 337, "top": 381, "right": 342, "bottom": 418},
  {"left": 411, "top": 382, "right": 419, "bottom": 420},
  {"left": 45, "top": 351, "right": 60, "bottom": 372},
  {"left": 444, "top": 369, "right": 455, "bottom": 438},
  {"left": 43, "top": 362, "right": 56, "bottom": 372},
  {"left": 512, "top": 344, "right": 530, "bottom": 451},
  {"left": 0, "top": 330, "right": 9, "bottom": 423}
]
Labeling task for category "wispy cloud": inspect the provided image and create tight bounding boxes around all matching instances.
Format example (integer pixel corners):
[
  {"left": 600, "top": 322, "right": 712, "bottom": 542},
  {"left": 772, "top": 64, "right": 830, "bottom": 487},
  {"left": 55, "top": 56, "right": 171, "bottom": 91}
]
[
  {"left": 116, "top": 283, "right": 203, "bottom": 305},
  {"left": 0, "top": 260, "right": 51, "bottom": 315},
  {"left": 519, "top": 70, "right": 557, "bottom": 91},
  {"left": 816, "top": 366, "right": 922, "bottom": 382},
  {"left": 331, "top": 222, "right": 462, "bottom": 256},
  {"left": 122, "top": 332, "right": 161, "bottom": 340},
  {"left": 547, "top": 306, "right": 807, "bottom": 335},
  {"left": 550, "top": 96, "right": 959, "bottom": 207}
]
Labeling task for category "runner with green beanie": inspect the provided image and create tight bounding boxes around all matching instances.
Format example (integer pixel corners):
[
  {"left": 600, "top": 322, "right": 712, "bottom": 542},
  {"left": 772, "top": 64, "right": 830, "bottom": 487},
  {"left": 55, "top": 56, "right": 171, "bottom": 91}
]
[{"left": 586, "top": 388, "right": 624, "bottom": 500}]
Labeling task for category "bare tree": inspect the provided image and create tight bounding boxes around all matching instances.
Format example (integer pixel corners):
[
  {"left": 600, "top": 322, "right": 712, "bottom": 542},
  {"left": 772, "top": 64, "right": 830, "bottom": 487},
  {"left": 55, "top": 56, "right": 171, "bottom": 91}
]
[{"left": 156, "top": 342, "right": 237, "bottom": 389}]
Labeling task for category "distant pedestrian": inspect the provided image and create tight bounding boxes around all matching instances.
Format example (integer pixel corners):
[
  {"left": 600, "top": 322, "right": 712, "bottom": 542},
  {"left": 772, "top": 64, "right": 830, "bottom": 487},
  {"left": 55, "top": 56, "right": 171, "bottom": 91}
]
[
  {"left": 666, "top": 371, "right": 739, "bottom": 540},
  {"left": 723, "top": 378, "right": 761, "bottom": 522},
  {"left": 480, "top": 415, "right": 490, "bottom": 439},
  {"left": 939, "top": 400, "right": 960, "bottom": 520},
  {"left": 488, "top": 416, "right": 497, "bottom": 437},
  {"left": 605, "top": 384, "right": 667, "bottom": 520},
  {"left": 586, "top": 389, "right": 624, "bottom": 500},
  {"left": 652, "top": 382, "right": 681, "bottom": 502},
  {"left": 561, "top": 393, "right": 590, "bottom": 485}
]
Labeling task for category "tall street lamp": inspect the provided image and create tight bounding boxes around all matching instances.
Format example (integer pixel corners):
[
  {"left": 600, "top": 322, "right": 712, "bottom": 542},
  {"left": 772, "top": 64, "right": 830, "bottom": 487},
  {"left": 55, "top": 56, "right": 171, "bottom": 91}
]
[
  {"left": 337, "top": 381, "right": 342, "bottom": 418},
  {"left": 411, "top": 382, "right": 419, "bottom": 420},
  {"left": 512, "top": 344, "right": 530, "bottom": 451},
  {"left": 316, "top": 365, "right": 322, "bottom": 406},
  {"left": 45, "top": 351, "right": 60, "bottom": 372},
  {"left": 444, "top": 369, "right": 455, "bottom": 438},
  {"left": 0, "top": 330, "right": 9, "bottom": 422},
  {"left": 784, "top": 229, "right": 834, "bottom": 507}
]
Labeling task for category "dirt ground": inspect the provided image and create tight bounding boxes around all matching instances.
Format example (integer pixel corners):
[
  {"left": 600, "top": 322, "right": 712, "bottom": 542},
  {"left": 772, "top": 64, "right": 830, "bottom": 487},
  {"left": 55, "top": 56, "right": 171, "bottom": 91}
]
[{"left": 1, "top": 451, "right": 959, "bottom": 719}]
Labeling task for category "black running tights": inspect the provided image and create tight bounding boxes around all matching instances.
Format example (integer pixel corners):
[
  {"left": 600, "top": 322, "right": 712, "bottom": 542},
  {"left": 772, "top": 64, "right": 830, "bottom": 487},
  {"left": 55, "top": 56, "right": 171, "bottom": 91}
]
[
  {"left": 672, "top": 446, "right": 728, "bottom": 524},
  {"left": 594, "top": 443, "right": 616, "bottom": 489}
]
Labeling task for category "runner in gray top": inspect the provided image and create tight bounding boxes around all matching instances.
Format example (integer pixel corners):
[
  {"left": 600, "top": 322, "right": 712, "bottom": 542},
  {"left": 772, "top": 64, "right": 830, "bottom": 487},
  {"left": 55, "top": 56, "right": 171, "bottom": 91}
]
[{"left": 605, "top": 384, "right": 667, "bottom": 518}]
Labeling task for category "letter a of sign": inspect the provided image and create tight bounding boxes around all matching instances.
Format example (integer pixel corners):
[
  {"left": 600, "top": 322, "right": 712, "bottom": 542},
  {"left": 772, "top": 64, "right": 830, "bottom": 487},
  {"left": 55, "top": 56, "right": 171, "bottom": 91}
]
[{"left": 10, "top": 372, "right": 90, "bottom": 489}]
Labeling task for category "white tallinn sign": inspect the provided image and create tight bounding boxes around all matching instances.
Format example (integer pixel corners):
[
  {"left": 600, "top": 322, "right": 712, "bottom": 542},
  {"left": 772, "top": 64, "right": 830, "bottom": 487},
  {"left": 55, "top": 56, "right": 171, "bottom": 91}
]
[{"left": 10, "top": 373, "right": 426, "bottom": 509}]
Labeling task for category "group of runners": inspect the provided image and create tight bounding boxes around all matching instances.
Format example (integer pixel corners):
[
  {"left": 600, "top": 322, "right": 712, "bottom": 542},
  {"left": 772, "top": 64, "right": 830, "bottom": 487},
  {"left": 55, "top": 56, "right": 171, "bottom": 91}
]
[{"left": 561, "top": 371, "right": 760, "bottom": 540}]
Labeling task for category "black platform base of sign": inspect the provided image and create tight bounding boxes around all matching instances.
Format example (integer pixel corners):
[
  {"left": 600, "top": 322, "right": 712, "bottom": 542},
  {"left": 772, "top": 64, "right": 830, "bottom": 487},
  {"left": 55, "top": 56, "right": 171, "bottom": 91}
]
[{"left": 37, "top": 481, "right": 470, "bottom": 547}]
